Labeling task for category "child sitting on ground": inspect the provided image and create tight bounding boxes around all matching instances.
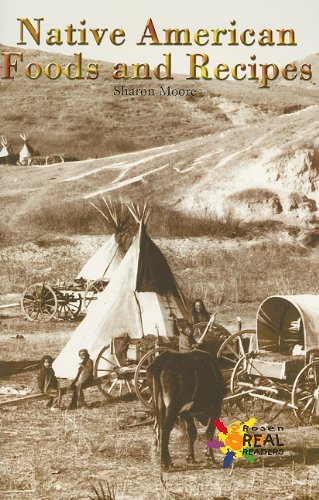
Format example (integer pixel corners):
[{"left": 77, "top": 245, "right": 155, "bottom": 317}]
[{"left": 37, "top": 355, "right": 58, "bottom": 410}]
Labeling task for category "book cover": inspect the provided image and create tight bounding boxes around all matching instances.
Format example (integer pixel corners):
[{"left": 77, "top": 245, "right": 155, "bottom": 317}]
[{"left": 0, "top": 0, "right": 319, "bottom": 498}]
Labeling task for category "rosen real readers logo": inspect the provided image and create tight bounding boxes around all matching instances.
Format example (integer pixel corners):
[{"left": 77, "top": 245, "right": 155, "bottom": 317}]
[{"left": 207, "top": 418, "right": 285, "bottom": 468}]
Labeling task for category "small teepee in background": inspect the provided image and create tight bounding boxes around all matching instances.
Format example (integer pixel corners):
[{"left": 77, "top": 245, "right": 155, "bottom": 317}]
[
  {"left": 0, "top": 137, "right": 14, "bottom": 164},
  {"left": 76, "top": 198, "right": 133, "bottom": 282},
  {"left": 19, "top": 133, "right": 36, "bottom": 163}
]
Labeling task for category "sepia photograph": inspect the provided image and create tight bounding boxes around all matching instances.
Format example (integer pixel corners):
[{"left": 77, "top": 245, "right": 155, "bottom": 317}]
[{"left": 1, "top": 1, "right": 319, "bottom": 498}]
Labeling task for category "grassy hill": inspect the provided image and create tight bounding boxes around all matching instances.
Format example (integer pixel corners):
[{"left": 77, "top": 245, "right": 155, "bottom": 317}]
[
  {"left": 1, "top": 101, "right": 319, "bottom": 243},
  {"left": 1, "top": 45, "right": 318, "bottom": 160},
  {"left": 0, "top": 46, "right": 319, "bottom": 247}
]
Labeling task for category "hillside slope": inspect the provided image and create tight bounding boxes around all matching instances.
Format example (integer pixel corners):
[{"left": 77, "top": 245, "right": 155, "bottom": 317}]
[
  {"left": 1, "top": 47, "right": 319, "bottom": 242},
  {"left": 0, "top": 46, "right": 318, "bottom": 160},
  {"left": 1, "top": 103, "right": 319, "bottom": 239}
]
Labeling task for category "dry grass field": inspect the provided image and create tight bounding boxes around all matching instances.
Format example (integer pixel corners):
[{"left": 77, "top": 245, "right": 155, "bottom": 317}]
[
  {"left": 1, "top": 234, "right": 319, "bottom": 499},
  {"left": 2, "top": 234, "right": 319, "bottom": 307},
  {"left": 1, "top": 182, "right": 319, "bottom": 500},
  {"left": 1, "top": 315, "right": 319, "bottom": 500}
]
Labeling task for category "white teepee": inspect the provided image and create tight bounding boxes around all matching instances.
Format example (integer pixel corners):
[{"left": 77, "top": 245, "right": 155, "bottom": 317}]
[
  {"left": 76, "top": 200, "right": 130, "bottom": 282},
  {"left": 53, "top": 215, "right": 188, "bottom": 378},
  {"left": 19, "top": 133, "right": 36, "bottom": 163},
  {"left": 76, "top": 236, "right": 124, "bottom": 282},
  {"left": 0, "top": 137, "right": 13, "bottom": 164}
]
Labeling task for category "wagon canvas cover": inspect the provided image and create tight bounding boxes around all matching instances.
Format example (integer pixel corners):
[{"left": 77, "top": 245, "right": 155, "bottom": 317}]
[{"left": 257, "top": 295, "right": 319, "bottom": 353}]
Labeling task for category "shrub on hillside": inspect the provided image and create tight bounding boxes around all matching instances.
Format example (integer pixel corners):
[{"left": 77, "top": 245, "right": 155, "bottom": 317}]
[
  {"left": 23, "top": 198, "right": 288, "bottom": 240},
  {"left": 0, "top": 221, "right": 14, "bottom": 247},
  {"left": 226, "top": 188, "right": 283, "bottom": 217},
  {"left": 148, "top": 206, "right": 284, "bottom": 239},
  {"left": 303, "top": 228, "right": 319, "bottom": 248},
  {"left": 24, "top": 201, "right": 111, "bottom": 235},
  {"left": 137, "top": 206, "right": 247, "bottom": 238},
  {"left": 0, "top": 221, "right": 7, "bottom": 242}
]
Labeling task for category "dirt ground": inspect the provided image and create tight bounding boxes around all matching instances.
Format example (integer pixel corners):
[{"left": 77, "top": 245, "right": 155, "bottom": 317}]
[{"left": 1, "top": 312, "right": 319, "bottom": 500}]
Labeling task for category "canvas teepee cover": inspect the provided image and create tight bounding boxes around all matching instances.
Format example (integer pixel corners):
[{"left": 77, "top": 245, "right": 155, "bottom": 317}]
[
  {"left": 19, "top": 133, "right": 36, "bottom": 163},
  {"left": 76, "top": 201, "right": 129, "bottom": 281},
  {"left": 76, "top": 234, "right": 124, "bottom": 282},
  {"left": 53, "top": 222, "right": 188, "bottom": 378},
  {"left": 0, "top": 137, "right": 13, "bottom": 164}
]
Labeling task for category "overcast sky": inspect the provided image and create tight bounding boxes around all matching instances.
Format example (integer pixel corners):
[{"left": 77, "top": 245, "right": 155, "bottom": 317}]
[{"left": 0, "top": 0, "right": 318, "bottom": 74}]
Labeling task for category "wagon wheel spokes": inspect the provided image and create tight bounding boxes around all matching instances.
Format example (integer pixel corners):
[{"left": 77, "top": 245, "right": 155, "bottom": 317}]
[
  {"left": 292, "top": 360, "right": 319, "bottom": 425},
  {"left": 83, "top": 279, "right": 108, "bottom": 313},
  {"left": 46, "top": 154, "right": 64, "bottom": 165},
  {"left": 98, "top": 373, "right": 135, "bottom": 400},
  {"left": 229, "top": 355, "right": 278, "bottom": 421},
  {"left": 134, "top": 347, "right": 175, "bottom": 409},
  {"left": 56, "top": 293, "right": 82, "bottom": 320},
  {"left": 110, "top": 376, "right": 131, "bottom": 399},
  {"left": 41, "top": 303, "right": 57, "bottom": 317},
  {"left": 39, "top": 284, "right": 58, "bottom": 319},
  {"left": 99, "top": 355, "right": 118, "bottom": 368},
  {"left": 21, "top": 283, "right": 58, "bottom": 322},
  {"left": 25, "top": 307, "right": 41, "bottom": 321},
  {"left": 23, "top": 292, "right": 37, "bottom": 302},
  {"left": 94, "top": 343, "right": 135, "bottom": 400},
  {"left": 23, "top": 300, "right": 56, "bottom": 318},
  {"left": 225, "top": 355, "right": 251, "bottom": 416},
  {"left": 217, "top": 329, "right": 256, "bottom": 390}
]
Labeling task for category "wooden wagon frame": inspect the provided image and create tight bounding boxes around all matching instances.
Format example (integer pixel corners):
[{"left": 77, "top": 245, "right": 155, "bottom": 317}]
[
  {"left": 20, "top": 279, "right": 108, "bottom": 322},
  {"left": 93, "top": 318, "right": 231, "bottom": 408},
  {"left": 216, "top": 295, "right": 319, "bottom": 425}
]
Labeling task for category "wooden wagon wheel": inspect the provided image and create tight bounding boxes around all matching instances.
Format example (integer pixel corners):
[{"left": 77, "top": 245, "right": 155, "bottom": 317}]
[
  {"left": 94, "top": 343, "right": 135, "bottom": 400},
  {"left": 217, "top": 329, "right": 256, "bottom": 389},
  {"left": 56, "top": 292, "right": 82, "bottom": 320},
  {"left": 29, "top": 157, "right": 43, "bottom": 166},
  {"left": 229, "top": 354, "right": 278, "bottom": 420},
  {"left": 46, "top": 154, "right": 64, "bottom": 165},
  {"left": 21, "top": 283, "right": 58, "bottom": 322},
  {"left": 83, "top": 278, "right": 108, "bottom": 313},
  {"left": 292, "top": 360, "right": 319, "bottom": 425},
  {"left": 134, "top": 347, "right": 175, "bottom": 409}
]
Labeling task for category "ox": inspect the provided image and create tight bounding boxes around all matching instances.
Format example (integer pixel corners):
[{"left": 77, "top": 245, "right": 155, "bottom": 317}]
[{"left": 146, "top": 349, "right": 225, "bottom": 469}]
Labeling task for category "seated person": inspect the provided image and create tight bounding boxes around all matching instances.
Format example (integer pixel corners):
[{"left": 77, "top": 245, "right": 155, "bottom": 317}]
[
  {"left": 191, "top": 302, "right": 225, "bottom": 344},
  {"left": 37, "top": 355, "right": 58, "bottom": 409},
  {"left": 111, "top": 334, "right": 130, "bottom": 365},
  {"left": 191, "top": 299, "right": 210, "bottom": 325},
  {"left": 177, "top": 320, "right": 197, "bottom": 352},
  {"left": 69, "top": 349, "right": 94, "bottom": 409}
]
